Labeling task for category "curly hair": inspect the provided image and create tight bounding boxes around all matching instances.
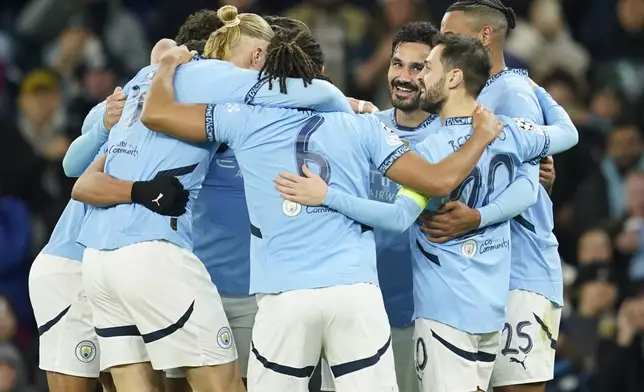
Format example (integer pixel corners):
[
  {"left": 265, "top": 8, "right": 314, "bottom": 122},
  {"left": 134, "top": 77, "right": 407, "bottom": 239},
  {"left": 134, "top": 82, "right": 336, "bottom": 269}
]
[{"left": 175, "top": 9, "right": 222, "bottom": 53}]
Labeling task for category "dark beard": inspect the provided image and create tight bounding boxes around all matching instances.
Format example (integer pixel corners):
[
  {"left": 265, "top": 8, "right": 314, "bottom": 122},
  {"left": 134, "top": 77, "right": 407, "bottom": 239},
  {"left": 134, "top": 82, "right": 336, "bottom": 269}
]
[
  {"left": 418, "top": 76, "right": 445, "bottom": 115},
  {"left": 391, "top": 95, "right": 420, "bottom": 111},
  {"left": 420, "top": 94, "right": 445, "bottom": 114}
]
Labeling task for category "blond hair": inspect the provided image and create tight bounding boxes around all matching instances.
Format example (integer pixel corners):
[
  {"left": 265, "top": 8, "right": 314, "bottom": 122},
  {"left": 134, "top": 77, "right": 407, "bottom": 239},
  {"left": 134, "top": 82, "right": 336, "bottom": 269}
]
[{"left": 203, "top": 5, "right": 274, "bottom": 60}]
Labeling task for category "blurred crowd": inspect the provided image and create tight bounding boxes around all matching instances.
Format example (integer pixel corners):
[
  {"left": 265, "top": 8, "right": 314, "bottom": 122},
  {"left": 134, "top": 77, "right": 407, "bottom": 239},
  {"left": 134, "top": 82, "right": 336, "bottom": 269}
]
[{"left": 0, "top": 0, "right": 643, "bottom": 391}]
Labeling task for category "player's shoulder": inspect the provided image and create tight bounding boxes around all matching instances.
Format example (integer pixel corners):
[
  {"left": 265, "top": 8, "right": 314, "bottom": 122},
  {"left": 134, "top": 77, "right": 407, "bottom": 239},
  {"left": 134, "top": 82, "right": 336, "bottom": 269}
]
[
  {"left": 129, "top": 64, "right": 157, "bottom": 84},
  {"left": 374, "top": 108, "right": 395, "bottom": 125}
]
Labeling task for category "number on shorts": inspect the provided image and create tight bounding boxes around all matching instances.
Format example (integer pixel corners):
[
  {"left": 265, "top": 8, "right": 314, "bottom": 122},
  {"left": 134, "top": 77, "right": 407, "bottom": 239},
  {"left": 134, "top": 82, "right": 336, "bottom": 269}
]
[
  {"left": 294, "top": 115, "right": 331, "bottom": 183},
  {"left": 501, "top": 321, "right": 533, "bottom": 356},
  {"left": 127, "top": 85, "right": 147, "bottom": 127}
]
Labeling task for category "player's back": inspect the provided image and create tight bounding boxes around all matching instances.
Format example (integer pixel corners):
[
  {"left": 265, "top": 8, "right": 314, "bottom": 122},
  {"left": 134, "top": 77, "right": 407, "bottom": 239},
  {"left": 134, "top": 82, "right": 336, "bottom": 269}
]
[
  {"left": 210, "top": 104, "right": 408, "bottom": 294},
  {"left": 77, "top": 65, "right": 212, "bottom": 252},
  {"left": 479, "top": 69, "right": 562, "bottom": 306},
  {"left": 411, "top": 116, "right": 546, "bottom": 334}
]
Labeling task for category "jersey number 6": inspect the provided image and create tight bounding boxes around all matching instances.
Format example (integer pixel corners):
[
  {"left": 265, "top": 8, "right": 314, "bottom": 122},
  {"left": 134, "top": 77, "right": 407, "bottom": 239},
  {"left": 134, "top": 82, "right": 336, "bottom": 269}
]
[{"left": 294, "top": 115, "right": 331, "bottom": 183}]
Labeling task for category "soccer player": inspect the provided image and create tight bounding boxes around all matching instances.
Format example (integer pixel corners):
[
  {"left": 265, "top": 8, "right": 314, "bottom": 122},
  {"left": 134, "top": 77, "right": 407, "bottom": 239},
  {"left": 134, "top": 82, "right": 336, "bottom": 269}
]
[
  {"left": 70, "top": 7, "right": 359, "bottom": 392},
  {"left": 423, "top": 2, "right": 565, "bottom": 391},
  {"left": 320, "top": 21, "right": 440, "bottom": 392},
  {"left": 28, "top": 95, "right": 188, "bottom": 392},
  {"left": 272, "top": 34, "right": 578, "bottom": 392},
  {"left": 139, "top": 29, "right": 502, "bottom": 390}
]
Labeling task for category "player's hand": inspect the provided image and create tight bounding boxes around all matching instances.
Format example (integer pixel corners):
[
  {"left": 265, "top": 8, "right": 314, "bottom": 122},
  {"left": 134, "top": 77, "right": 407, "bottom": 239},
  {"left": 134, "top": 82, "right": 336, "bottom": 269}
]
[
  {"left": 347, "top": 97, "right": 379, "bottom": 114},
  {"left": 274, "top": 165, "right": 327, "bottom": 206},
  {"left": 159, "top": 45, "right": 197, "bottom": 66},
  {"left": 418, "top": 201, "right": 481, "bottom": 243},
  {"left": 131, "top": 177, "right": 189, "bottom": 216},
  {"left": 104, "top": 86, "right": 126, "bottom": 131},
  {"left": 539, "top": 156, "right": 555, "bottom": 191},
  {"left": 472, "top": 104, "right": 503, "bottom": 142}
]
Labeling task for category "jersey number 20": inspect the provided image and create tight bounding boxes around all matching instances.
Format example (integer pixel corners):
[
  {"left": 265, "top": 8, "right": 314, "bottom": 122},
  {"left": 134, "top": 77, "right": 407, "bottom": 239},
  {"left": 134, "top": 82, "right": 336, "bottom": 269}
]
[
  {"left": 450, "top": 154, "right": 514, "bottom": 238},
  {"left": 294, "top": 115, "right": 331, "bottom": 183}
]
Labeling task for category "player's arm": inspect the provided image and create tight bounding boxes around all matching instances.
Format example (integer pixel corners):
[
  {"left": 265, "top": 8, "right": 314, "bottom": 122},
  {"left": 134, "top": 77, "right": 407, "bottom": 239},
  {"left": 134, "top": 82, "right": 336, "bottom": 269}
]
[
  {"left": 71, "top": 155, "right": 133, "bottom": 206},
  {"left": 384, "top": 106, "right": 502, "bottom": 197},
  {"left": 476, "top": 163, "right": 539, "bottom": 227},
  {"left": 252, "top": 77, "right": 353, "bottom": 113},
  {"left": 142, "top": 53, "right": 248, "bottom": 147},
  {"left": 63, "top": 86, "right": 127, "bottom": 177},
  {"left": 534, "top": 87, "right": 579, "bottom": 155},
  {"left": 276, "top": 165, "right": 426, "bottom": 233},
  {"left": 72, "top": 155, "right": 189, "bottom": 215},
  {"left": 141, "top": 53, "right": 210, "bottom": 143}
]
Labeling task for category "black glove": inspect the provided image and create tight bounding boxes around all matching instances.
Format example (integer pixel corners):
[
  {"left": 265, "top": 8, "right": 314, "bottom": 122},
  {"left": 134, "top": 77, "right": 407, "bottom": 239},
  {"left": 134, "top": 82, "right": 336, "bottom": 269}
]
[{"left": 131, "top": 177, "right": 189, "bottom": 216}]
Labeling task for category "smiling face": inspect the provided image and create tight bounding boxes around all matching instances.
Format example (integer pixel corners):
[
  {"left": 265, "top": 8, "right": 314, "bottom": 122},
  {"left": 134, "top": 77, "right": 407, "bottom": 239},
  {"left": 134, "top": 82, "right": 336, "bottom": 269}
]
[
  {"left": 417, "top": 45, "right": 449, "bottom": 114},
  {"left": 387, "top": 42, "right": 432, "bottom": 112}
]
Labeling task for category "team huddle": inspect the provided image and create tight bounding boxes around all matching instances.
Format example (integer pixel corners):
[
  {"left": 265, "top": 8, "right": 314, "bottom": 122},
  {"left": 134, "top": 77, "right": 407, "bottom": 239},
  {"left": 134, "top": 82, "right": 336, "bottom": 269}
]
[{"left": 27, "top": 1, "right": 579, "bottom": 392}]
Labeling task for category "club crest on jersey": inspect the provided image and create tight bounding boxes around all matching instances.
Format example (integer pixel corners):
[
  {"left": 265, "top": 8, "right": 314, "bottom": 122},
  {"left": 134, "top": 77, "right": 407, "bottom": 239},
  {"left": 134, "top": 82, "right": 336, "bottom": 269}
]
[
  {"left": 282, "top": 200, "right": 302, "bottom": 217},
  {"left": 217, "top": 327, "right": 233, "bottom": 349},
  {"left": 227, "top": 103, "right": 240, "bottom": 112},
  {"left": 461, "top": 239, "right": 477, "bottom": 258},
  {"left": 75, "top": 341, "right": 97, "bottom": 363}
]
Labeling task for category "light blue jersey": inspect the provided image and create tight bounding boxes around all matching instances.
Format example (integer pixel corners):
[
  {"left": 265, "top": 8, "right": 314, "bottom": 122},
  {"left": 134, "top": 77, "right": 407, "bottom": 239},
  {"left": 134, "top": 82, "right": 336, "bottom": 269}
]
[
  {"left": 372, "top": 108, "right": 438, "bottom": 327},
  {"left": 318, "top": 106, "right": 578, "bottom": 333},
  {"left": 77, "top": 60, "right": 352, "bottom": 256},
  {"left": 204, "top": 103, "right": 410, "bottom": 294},
  {"left": 478, "top": 69, "right": 563, "bottom": 307},
  {"left": 410, "top": 116, "right": 546, "bottom": 334},
  {"left": 42, "top": 143, "right": 109, "bottom": 261}
]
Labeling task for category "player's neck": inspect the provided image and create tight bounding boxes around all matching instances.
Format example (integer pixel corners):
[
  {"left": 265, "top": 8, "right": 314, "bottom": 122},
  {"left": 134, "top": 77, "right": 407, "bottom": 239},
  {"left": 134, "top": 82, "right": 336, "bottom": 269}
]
[
  {"left": 488, "top": 49, "right": 507, "bottom": 77},
  {"left": 440, "top": 94, "right": 477, "bottom": 123},
  {"left": 395, "top": 108, "right": 431, "bottom": 128}
]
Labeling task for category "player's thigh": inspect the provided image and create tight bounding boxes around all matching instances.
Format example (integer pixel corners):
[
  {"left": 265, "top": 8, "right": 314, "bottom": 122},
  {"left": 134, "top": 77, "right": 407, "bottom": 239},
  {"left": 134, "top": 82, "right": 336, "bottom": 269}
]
[
  {"left": 247, "top": 290, "right": 323, "bottom": 392},
  {"left": 322, "top": 283, "right": 398, "bottom": 392},
  {"left": 491, "top": 290, "right": 562, "bottom": 388},
  {"left": 319, "top": 357, "right": 335, "bottom": 392},
  {"left": 476, "top": 331, "right": 501, "bottom": 392},
  {"left": 414, "top": 318, "right": 483, "bottom": 392},
  {"left": 29, "top": 253, "right": 100, "bottom": 379},
  {"left": 392, "top": 326, "right": 419, "bottom": 392},
  {"left": 104, "top": 241, "right": 238, "bottom": 372},
  {"left": 82, "top": 248, "right": 148, "bottom": 372},
  {"left": 222, "top": 295, "right": 258, "bottom": 378},
  {"left": 45, "top": 372, "right": 98, "bottom": 392}
]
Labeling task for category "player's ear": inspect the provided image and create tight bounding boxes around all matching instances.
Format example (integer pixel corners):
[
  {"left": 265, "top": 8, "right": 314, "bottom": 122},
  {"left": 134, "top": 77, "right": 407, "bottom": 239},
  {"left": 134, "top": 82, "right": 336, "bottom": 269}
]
[
  {"left": 446, "top": 69, "right": 463, "bottom": 89},
  {"left": 320, "top": 65, "right": 325, "bottom": 75},
  {"left": 251, "top": 46, "right": 265, "bottom": 68},
  {"left": 478, "top": 25, "right": 493, "bottom": 47}
]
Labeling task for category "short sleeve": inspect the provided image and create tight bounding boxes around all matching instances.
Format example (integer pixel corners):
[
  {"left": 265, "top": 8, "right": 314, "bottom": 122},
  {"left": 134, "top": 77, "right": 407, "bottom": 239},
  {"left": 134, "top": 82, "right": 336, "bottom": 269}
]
[
  {"left": 362, "top": 115, "right": 410, "bottom": 173},
  {"left": 205, "top": 103, "right": 250, "bottom": 148}
]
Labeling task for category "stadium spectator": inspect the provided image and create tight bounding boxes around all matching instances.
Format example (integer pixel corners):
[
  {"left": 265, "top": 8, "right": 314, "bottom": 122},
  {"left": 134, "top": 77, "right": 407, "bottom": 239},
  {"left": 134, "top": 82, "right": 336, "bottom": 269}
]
[
  {"left": 0, "top": 343, "right": 35, "bottom": 392},
  {"left": 573, "top": 122, "right": 644, "bottom": 234},
  {"left": 284, "top": 0, "right": 371, "bottom": 95},
  {"left": 506, "top": 0, "right": 589, "bottom": 83}
]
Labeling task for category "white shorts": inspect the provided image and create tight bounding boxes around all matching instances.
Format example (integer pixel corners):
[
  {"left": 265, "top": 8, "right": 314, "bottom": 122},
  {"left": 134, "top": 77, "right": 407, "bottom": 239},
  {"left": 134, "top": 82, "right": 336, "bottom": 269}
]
[
  {"left": 82, "top": 241, "right": 237, "bottom": 371},
  {"left": 247, "top": 283, "right": 398, "bottom": 392},
  {"left": 29, "top": 253, "right": 101, "bottom": 378},
  {"left": 320, "top": 326, "right": 417, "bottom": 392},
  {"left": 165, "top": 294, "right": 257, "bottom": 379},
  {"left": 491, "top": 289, "right": 562, "bottom": 387},
  {"left": 414, "top": 318, "right": 500, "bottom": 392}
]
